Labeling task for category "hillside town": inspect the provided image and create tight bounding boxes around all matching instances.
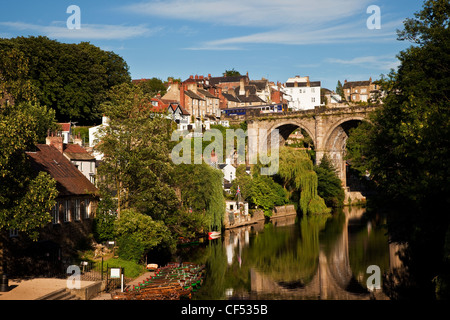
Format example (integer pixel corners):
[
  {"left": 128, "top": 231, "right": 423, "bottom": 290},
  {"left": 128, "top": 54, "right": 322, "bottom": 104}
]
[
  {"left": 1, "top": 68, "right": 380, "bottom": 299},
  {"left": 1, "top": 0, "right": 449, "bottom": 305}
]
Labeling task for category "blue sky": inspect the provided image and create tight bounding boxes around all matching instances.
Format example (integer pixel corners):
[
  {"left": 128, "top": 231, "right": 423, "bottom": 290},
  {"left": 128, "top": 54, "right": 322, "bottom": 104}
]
[{"left": 0, "top": 0, "right": 424, "bottom": 90}]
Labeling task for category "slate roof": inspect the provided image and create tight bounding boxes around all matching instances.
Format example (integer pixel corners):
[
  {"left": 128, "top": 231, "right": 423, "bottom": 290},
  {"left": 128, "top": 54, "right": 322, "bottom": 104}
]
[
  {"left": 222, "top": 93, "right": 240, "bottom": 103},
  {"left": 26, "top": 144, "right": 98, "bottom": 197},
  {"left": 285, "top": 81, "right": 321, "bottom": 87},
  {"left": 249, "top": 80, "right": 268, "bottom": 91},
  {"left": 197, "top": 88, "right": 219, "bottom": 99},
  {"left": 208, "top": 75, "right": 248, "bottom": 86},
  {"left": 343, "top": 81, "right": 371, "bottom": 89},
  {"left": 184, "top": 90, "right": 205, "bottom": 100}
]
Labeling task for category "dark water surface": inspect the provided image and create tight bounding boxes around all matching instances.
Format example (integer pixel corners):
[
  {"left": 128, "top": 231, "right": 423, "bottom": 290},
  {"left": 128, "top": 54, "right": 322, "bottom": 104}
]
[{"left": 176, "top": 206, "right": 402, "bottom": 300}]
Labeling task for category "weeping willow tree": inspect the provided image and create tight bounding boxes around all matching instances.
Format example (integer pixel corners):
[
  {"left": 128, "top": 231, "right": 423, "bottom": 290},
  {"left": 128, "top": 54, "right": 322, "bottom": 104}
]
[
  {"left": 172, "top": 163, "right": 224, "bottom": 233},
  {"left": 207, "top": 167, "right": 225, "bottom": 232},
  {"left": 278, "top": 147, "right": 330, "bottom": 215}
]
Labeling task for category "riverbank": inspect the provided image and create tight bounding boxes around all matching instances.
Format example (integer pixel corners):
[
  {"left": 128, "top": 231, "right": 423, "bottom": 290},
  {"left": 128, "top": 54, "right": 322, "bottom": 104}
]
[{"left": 224, "top": 205, "right": 297, "bottom": 230}]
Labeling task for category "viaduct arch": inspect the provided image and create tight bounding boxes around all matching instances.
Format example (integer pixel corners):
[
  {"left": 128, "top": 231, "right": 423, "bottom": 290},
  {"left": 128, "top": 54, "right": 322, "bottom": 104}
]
[{"left": 241, "top": 105, "right": 376, "bottom": 187}]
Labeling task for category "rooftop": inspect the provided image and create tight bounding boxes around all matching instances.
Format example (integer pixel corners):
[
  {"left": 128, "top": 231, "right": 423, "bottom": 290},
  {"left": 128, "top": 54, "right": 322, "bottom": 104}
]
[{"left": 26, "top": 144, "right": 98, "bottom": 197}]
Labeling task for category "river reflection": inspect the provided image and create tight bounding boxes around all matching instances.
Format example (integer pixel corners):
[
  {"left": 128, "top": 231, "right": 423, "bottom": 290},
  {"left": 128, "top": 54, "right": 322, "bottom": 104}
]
[{"left": 184, "top": 207, "right": 404, "bottom": 300}]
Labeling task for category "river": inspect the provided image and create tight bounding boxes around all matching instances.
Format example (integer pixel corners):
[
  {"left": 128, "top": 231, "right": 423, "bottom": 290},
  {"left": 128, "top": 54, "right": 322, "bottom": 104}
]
[{"left": 176, "top": 206, "right": 406, "bottom": 300}]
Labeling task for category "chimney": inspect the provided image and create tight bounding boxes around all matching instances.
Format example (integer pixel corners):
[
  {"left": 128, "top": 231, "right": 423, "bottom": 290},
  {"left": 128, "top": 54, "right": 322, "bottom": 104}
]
[
  {"left": 46, "top": 132, "right": 64, "bottom": 153},
  {"left": 102, "top": 115, "right": 110, "bottom": 125},
  {"left": 73, "top": 133, "right": 83, "bottom": 146},
  {"left": 208, "top": 74, "right": 211, "bottom": 78},
  {"left": 180, "top": 83, "right": 186, "bottom": 111},
  {"left": 195, "top": 75, "right": 198, "bottom": 80},
  {"left": 189, "top": 75, "right": 193, "bottom": 79},
  {"left": 344, "top": 79, "right": 347, "bottom": 83},
  {"left": 239, "top": 78, "right": 245, "bottom": 96}
]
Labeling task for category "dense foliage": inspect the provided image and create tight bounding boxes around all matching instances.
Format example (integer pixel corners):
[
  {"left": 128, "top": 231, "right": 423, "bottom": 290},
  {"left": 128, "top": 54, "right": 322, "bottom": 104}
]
[
  {"left": 345, "top": 0, "right": 450, "bottom": 299},
  {"left": 277, "top": 147, "right": 330, "bottom": 215},
  {"left": 314, "top": 154, "right": 345, "bottom": 208},
  {"left": 115, "top": 209, "right": 174, "bottom": 263},
  {"left": 0, "top": 103, "right": 59, "bottom": 241},
  {"left": 0, "top": 36, "right": 131, "bottom": 123},
  {"left": 172, "top": 163, "right": 225, "bottom": 232}
]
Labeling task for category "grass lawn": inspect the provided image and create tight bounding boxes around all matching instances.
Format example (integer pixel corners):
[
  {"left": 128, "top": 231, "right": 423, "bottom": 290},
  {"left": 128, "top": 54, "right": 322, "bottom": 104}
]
[{"left": 96, "top": 257, "right": 146, "bottom": 279}]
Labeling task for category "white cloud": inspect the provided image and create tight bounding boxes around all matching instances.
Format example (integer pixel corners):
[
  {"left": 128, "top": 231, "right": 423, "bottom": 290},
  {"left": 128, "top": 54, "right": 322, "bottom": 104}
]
[
  {"left": 191, "top": 18, "right": 399, "bottom": 50},
  {"left": 326, "top": 54, "right": 400, "bottom": 70},
  {"left": 124, "top": 0, "right": 373, "bottom": 27},
  {"left": 0, "top": 21, "right": 158, "bottom": 40},
  {"left": 123, "top": 0, "right": 403, "bottom": 50}
]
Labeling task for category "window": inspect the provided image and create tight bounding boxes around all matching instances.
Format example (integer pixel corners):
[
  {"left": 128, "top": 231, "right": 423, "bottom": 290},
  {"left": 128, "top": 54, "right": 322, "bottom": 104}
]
[
  {"left": 64, "top": 200, "right": 71, "bottom": 222},
  {"left": 311, "top": 97, "right": 316, "bottom": 103},
  {"left": 311, "top": 88, "right": 315, "bottom": 93},
  {"left": 74, "top": 199, "right": 81, "bottom": 221},
  {"left": 85, "top": 199, "right": 90, "bottom": 219},
  {"left": 361, "top": 88, "right": 367, "bottom": 93},
  {"left": 9, "top": 229, "right": 18, "bottom": 238},
  {"left": 52, "top": 202, "right": 60, "bottom": 224}
]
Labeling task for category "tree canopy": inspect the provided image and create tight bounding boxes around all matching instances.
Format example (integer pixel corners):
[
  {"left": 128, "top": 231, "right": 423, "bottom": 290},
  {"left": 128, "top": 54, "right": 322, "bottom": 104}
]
[
  {"left": 345, "top": 0, "right": 450, "bottom": 299},
  {"left": 0, "top": 102, "right": 59, "bottom": 241},
  {"left": 0, "top": 36, "right": 131, "bottom": 123}
]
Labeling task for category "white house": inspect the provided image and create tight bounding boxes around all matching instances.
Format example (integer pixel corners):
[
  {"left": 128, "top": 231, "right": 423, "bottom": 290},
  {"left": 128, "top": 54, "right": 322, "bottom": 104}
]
[
  {"left": 89, "top": 115, "right": 109, "bottom": 160},
  {"left": 63, "top": 143, "right": 97, "bottom": 185},
  {"left": 218, "top": 159, "right": 236, "bottom": 183},
  {"left": 283, "top": 75, "right": 321, "bottom": 111},
  {"left": 167, "top": 103, "right": 192, "bottom": 131}
]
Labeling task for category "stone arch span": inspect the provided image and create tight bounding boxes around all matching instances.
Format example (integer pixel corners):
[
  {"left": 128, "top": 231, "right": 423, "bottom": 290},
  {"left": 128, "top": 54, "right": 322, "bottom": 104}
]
[
  {"left": 262, "top": 119, "right": 317, "bottom": 150},
  {"left": 321, "top": 117, "right": 369, "bottom": 187}
]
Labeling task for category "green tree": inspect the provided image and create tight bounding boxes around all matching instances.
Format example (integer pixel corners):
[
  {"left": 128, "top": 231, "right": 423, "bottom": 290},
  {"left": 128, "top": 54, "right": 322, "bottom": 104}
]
[
  {"left": 314, "top": 154, "right": 345, "bottom": 208},
  {"left": 336, "top": 80, "right": 344, "bottom": 100},
  {"left": 115, "top": 209, "right": 174, "bottom": 263},
  {"left": 0, "top": 103, "right": 59, "bottom": 276},
  {"left": 96, "top": 83, "right": 178, "bottom": 220},
  {"left": 346, "top": 0, "right": 450, "bottom": 299},
  {"left": 277, "top": 147, "right": 330, "bottom": 215},
  {"left": 134, "top": 77, "right": 167, "bottom": 97},
  {"left": 172, "top": 163, "right": 225, "bottom": 232},
  {"left": 249, "top": 175, "right": 288, "bottom": 217},
  {"left": 0, "top": 47, "right": 37, "bottom": 103},
  {"left": 345, "top": 121, "right": 373, "bottom": 177},
  {"left": 230, "top": 164, "right": 253, "bottom": 202},
  {"left": 0, "top": 36, "right": 131, "bottom": 123},
  {"left": 223, "top": 68, "right": 241, "bottom": 77}
]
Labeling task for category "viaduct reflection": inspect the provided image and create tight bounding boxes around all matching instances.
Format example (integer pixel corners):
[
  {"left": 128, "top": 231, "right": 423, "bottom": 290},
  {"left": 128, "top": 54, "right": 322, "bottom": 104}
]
[{"left": 221, "top": 207, "right": 404, "bottom": 300}]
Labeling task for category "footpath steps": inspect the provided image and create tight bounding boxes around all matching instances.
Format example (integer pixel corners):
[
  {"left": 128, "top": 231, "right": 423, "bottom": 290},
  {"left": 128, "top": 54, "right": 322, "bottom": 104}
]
[{"left": 36, "top": 288, "right": 80, "bottom": 300}]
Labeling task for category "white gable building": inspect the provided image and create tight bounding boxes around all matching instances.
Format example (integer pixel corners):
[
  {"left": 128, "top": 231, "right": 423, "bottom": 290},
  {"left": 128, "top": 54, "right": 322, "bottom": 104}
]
[{"left": 283, "top": 75, "right": 321, "bottom": 111}]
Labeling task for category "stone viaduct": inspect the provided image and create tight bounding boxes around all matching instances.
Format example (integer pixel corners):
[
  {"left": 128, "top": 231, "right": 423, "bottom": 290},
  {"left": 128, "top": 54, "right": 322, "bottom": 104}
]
[{"left": 225, "top": 104, "right": 377, "bottom": 187}]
